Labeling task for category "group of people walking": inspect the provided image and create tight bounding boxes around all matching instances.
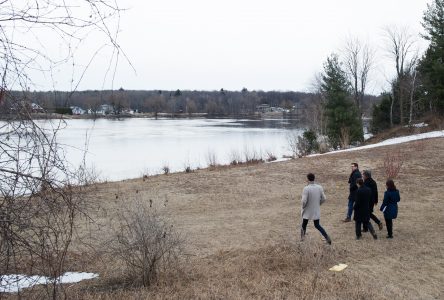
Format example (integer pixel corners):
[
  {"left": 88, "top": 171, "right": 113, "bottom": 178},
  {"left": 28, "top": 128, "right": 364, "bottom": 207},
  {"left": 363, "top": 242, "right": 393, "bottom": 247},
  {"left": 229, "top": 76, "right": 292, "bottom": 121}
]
[{"left": 300, "top": 162, "right": 401, "bottom": 244}]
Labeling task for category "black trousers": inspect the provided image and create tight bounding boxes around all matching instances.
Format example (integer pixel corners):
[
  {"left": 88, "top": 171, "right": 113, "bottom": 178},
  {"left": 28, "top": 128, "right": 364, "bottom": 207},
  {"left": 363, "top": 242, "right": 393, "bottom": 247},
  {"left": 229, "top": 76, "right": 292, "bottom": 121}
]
[
  {"left": 356, "top": 220, "right": 375, "bottom": 237},
  {"left": 363, "top": 213, "right": 382, "bottom": 230},
  {"left": 302, "top": 219, "right": 329, "bottom": 239},
  {"left": 370, "top": 213, "right": 382, "bottom": 225},
  {"left": 385, "top": 218, "right": 393, "bottom": 237}
]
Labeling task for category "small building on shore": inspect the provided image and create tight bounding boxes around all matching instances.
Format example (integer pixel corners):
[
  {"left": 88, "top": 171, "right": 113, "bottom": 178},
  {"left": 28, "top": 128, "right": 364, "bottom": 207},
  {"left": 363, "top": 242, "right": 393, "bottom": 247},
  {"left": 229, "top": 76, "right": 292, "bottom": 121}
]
[{"left": 70, "top": 106, "right": 86, "bottom": 115}]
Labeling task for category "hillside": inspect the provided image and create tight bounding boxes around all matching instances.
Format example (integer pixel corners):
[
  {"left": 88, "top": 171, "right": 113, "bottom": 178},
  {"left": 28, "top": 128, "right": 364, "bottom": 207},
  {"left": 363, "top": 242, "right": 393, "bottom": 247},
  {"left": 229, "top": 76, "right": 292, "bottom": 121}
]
[{"left": 9, "top": 136, "right": 444, "bottom": 299}]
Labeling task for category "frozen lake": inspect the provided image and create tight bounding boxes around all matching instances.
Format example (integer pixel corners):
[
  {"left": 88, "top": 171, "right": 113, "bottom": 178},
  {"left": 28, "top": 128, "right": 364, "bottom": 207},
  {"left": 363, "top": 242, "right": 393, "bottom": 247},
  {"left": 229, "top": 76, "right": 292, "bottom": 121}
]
[{"left": 42, "top": 118, "right": 303, "bottom": 181}]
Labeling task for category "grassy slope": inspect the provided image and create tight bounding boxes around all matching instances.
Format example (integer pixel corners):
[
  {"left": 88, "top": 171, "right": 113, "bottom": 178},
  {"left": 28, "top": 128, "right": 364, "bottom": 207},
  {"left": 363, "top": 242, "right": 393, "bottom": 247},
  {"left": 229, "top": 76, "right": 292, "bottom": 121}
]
[{"left": 23, "top": 137, "right": 444, "bottom": 299}]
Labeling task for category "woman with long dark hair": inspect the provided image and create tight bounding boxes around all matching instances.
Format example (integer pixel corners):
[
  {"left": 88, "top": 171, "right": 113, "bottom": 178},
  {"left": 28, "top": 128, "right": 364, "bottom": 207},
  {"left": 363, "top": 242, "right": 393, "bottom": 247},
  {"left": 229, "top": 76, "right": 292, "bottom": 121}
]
[{"left": 380, "top": 179, "right": 400, "bottom": 238}]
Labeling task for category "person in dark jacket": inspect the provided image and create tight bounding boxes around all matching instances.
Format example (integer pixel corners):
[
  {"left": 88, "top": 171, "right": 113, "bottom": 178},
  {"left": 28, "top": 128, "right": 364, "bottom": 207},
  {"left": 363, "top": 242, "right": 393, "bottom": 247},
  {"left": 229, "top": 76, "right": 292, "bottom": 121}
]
[
  {"left": 380, "top": 179, "right": 400, "bottom": 238},
  {"left": 354, "top": 178, "right": 377, "bottom": 240},
  {"left": 362, "top": 170, "right": 383, "bottom": 230},
  {"left": 343, "top": 162, "right": 361, "bottom": 222}
]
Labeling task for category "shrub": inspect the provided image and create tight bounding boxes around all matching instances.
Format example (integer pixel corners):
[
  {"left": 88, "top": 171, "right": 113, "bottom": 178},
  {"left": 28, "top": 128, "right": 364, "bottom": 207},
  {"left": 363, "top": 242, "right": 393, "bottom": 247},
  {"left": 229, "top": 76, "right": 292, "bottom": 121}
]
[
  {"left": 206, "top": 150, "right": 218, "bottom": 169},
  {"left": 162, "top": 164, "right": 170, "bottom": 175},
  {"left": 229, "top": 149, "right": 242, "bottom": 165},
  {"left": 295, "top": 129, "right": 320, "bottom": 157},
  {"left": 383, "top": 148, "right": 406, "bottom": 179},
  {"left": 243, "top": 147, "right": 264, "bottom": 164},
  {"left": 266, "top": 151, "right": 277, "bottom": 162},
  {"left": 109, "top": 197, "right": 183, "bottom": 287}
]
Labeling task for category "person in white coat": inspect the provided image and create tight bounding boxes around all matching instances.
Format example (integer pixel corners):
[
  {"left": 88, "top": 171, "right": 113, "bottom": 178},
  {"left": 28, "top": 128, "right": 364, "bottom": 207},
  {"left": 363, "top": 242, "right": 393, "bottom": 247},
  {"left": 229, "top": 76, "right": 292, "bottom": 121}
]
[{"left": 301, "top": 173, "right": 332, "bottom": 244}]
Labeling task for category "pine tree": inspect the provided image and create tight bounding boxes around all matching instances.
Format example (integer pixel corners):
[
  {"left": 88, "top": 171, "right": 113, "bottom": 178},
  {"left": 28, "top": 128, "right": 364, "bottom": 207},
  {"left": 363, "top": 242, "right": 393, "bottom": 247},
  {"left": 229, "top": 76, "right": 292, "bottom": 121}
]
[
  {"left": 418, "top": 0, "right": 444, "bottom": 114},
  {"left": 321, "top": 55, "right": 363, "bottom": 148},
  {"left": 371, "top": 93, "right": 396, "bottom": 133}
]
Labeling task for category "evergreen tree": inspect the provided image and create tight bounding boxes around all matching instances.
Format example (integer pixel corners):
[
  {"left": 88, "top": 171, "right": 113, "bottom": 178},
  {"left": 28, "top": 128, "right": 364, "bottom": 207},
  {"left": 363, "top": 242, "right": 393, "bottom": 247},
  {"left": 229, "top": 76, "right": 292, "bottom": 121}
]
[
  {"left": 371, "top": 93, "right": 395, "bottom": 133},
  {"left": 418, "top": 0, "right": 444, "bottom": 114},
  {"left": 321, "top": 54, "right": 363, "bottom": 148}
]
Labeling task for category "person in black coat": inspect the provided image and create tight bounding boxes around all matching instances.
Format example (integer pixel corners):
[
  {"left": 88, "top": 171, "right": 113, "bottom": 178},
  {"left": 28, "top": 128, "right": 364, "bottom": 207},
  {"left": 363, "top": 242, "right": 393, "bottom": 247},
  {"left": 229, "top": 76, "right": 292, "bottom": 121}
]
[
  {"left": 380, "top": 179, "right": 401, "bottom": 238},
  {"left": 354, "top": 178, "right": 377, "bottom": 240},
  {"left": 343, "top": 162, "right": 361, "bottom": 222},
  {"left": 362, "top": 170, "right": 383, "bottom": 231}
]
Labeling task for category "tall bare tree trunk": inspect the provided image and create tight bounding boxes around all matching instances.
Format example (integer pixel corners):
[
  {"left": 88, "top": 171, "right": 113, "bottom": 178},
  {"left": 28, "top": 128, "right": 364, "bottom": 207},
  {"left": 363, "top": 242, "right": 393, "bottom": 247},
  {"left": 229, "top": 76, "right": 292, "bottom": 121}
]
[
  {"left": 390, "top": 93, "right": 394, "bottom": 127},
  {"left": 409, "top": 71, "right": 417, "bottom": 125},
  {"left": 399, "top": 81, "right": 404, "bottom": 125}
]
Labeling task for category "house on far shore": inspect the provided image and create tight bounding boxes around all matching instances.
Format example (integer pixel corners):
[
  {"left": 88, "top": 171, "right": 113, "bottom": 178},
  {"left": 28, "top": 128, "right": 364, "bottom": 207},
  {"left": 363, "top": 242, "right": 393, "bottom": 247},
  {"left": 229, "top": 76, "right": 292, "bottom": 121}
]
[
  {"left": 256, "top": 104, "right": 290, "bottom": 114},
  {"left": 122, "top": 108, "right": 135, "bottom": 115},
  {"left": 11, "top": 101, "right": 44, "bottom": 113},
  {"left": 31, "top": 102, "right": 45, "bottom": 113},
  {"left": 256, "top": 104, "right": 271, "bottom": 113},
  {"left": 95, "top": 104, "right": 113, "bottom": 115},
  {"left": 70, "top": 106, "right": 86, "bottom": 115}
]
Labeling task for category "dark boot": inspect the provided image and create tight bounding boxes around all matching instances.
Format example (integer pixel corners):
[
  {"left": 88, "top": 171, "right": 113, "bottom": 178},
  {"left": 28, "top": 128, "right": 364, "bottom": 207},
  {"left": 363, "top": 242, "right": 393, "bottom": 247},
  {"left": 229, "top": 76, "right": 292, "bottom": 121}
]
[{"left": 325, "top": 235, "right": 332, "bottom": 245}]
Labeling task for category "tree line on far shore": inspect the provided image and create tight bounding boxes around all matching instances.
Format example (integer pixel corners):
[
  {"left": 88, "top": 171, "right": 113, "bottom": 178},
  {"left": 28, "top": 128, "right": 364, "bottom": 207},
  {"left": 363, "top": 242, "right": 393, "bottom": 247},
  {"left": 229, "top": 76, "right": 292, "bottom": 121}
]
[{"left": 4, "top": 88, "right": 379, "bottom": 119}]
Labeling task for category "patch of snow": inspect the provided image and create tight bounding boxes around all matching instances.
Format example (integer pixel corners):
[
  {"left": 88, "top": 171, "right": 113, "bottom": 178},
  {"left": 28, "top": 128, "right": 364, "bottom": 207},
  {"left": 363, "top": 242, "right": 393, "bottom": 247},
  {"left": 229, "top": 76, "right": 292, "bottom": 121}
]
[
  {"left": 266, "top": 157, "right": 292, "bottom": 163},
  {"left": 309, "top": 130, "right": 444, "bottom": 157},
  {"left": 58, "top": 272, "right": 98, "bottom": 284},
  {"left": 1, "top": 272, "right": 98, "bottom": 293},
  {"left": 1, "top": 275, "right": 47, "bottom": 293},
  {"left": 404, "top": 122, "right": 428, "bottom": 128},
  {"left": 364, "top": 133, "right": 373, "bottom": 140}
]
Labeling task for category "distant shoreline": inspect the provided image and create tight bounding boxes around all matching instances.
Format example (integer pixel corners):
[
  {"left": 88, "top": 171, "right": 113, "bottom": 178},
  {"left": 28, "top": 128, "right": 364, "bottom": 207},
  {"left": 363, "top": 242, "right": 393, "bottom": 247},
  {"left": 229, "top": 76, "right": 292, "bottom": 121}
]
[{"left": 1, "top": 111, "right": 299, "bottom": 121}]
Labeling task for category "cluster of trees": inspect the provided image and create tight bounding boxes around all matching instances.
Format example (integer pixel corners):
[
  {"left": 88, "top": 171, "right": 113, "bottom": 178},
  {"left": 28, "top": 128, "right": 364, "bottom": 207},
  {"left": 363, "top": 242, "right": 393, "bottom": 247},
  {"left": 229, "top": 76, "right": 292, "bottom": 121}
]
[
  {"left": 304, "top": 39, "right": 374, "bottom": 149},
  {"left": 372, "top": 0, "right": 444, "bottom": 132},
  {"left": 6, "top": 87, "right": 380, "bottom": 120},
  {"left": 10, "top": 89, "right": 311, "bottom": 117},
  {"left": 304, "top": 0, "right": 444, "bottom": 150}
]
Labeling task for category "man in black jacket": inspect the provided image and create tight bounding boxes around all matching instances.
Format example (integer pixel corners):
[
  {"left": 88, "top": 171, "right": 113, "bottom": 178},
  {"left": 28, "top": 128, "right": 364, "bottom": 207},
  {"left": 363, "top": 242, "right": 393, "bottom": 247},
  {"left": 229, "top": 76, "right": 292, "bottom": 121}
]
[
  {"left": 354, "top": 178, "right": 377, "bottom": 240},
  {"left": 362, "top": 170, "right": 383, "bottom": 230},
  {"left": 343, "top": 162, "right": 361, "bottom": 222}
]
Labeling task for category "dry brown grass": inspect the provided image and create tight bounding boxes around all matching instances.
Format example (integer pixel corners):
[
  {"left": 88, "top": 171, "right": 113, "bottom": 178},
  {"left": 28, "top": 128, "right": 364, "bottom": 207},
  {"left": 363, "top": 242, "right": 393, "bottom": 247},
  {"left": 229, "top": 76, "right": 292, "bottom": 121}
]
[
  {"left": 5, "top": 137, "right": 444, "bottom": 299},
  {"left": 66, "top": 241, "right": 381, "bottom": 300}
]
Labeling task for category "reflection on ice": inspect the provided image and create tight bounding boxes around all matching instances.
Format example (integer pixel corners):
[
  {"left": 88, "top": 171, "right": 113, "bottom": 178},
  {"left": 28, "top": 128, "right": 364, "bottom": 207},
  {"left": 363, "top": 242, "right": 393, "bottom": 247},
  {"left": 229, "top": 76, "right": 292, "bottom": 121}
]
[{"left": 41, "top": 118, "right": 302, "bottom": 181}]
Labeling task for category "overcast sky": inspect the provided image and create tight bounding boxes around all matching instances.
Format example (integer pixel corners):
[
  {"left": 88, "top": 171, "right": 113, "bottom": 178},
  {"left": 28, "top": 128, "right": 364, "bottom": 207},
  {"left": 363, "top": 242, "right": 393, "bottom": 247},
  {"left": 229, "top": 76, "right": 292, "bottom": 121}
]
[{"left": 36, "top": 0, "right": 431, "bottom": 94}]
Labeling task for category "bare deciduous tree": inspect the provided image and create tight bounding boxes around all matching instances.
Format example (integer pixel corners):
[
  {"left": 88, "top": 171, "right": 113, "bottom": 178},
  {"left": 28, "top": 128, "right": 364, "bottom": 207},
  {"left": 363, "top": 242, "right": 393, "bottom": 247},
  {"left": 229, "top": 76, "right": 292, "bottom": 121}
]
[
  {"left": 342, "top": 37, "right": 375, "bottom": 115},
  {"left": 383, "top": 26, "right": 418, "bottom": 125},
  {"left": 0, "top": 1, "right": 125, "bottom": 298}
]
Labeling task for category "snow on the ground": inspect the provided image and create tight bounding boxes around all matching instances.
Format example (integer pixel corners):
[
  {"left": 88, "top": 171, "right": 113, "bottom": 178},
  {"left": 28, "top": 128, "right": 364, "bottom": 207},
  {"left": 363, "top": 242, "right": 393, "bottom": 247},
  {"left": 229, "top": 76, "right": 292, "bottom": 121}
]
[
  {"left": 1, "top": 275, "right": 47, "bottom": 293},
  {"left": 364, "top": 133, "right": 374, "bottom": 140},
  {"left": 309, "top": 130, "right": 444, "bottom": 157},
  {"left": 404, "top": 122, "right": 428, "bottom": 128},
  {"left": 0, "top": 272, "right": 98, "bottom": 293},
  {"left": 267, "top": 157, "right": 292, "bottom": 163},
  {"left": 58, "top": 272, "right": 99, "bottom": 284}
]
